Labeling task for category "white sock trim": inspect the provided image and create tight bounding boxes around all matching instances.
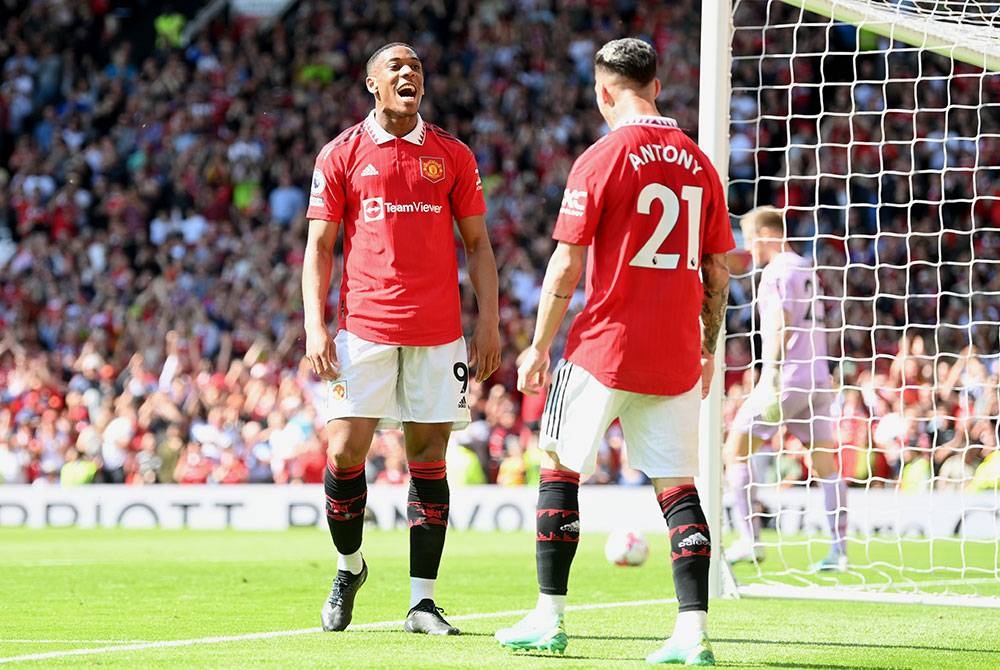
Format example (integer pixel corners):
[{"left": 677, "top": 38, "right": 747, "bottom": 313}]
[
  {"left": 337, "top": 550, "right": 363, "bottom": 575},
  {"left": 535, "top": 593, "right": 567, "bottom": 617},
  {"left": 410, "top": 577, "right": 436, "bottom": 608},
  {"left": 672, "top": 610, "right": 707, "bottom": 647}
]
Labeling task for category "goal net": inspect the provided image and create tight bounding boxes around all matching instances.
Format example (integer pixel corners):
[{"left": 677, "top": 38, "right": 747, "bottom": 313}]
[{"left": 723, "top": 0, "right": 1000, "bottom": 605}]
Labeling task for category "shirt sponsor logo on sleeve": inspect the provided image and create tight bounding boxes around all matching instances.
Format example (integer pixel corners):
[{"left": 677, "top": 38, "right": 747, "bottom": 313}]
[
  {"left": 311, "top": 169, "right": 326, "bottom": 195},
  {"left": 559, "top": 189, "right": 587, "bottom": 217},
  {"left": 309, "top": 196, "right": 325, "bottom": 208},
  {"left": 420, "top": 156, "right": 446, "bottom": 183}
]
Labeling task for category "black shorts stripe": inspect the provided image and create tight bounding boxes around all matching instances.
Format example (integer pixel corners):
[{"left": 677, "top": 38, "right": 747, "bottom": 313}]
[
  {"left": 551, "top": 363, "right": 574, "bottom": 439},
  {"left": 543, "top": 361, "right": 574, "bottom": 440},
  {"left": 543, "top": 361, "right": 569, "bottom": 437}
]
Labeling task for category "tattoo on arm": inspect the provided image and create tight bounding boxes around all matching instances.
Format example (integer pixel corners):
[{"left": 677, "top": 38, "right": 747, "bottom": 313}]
[{"left": 700, "top": 254, "right": 730, "bottom": 356}]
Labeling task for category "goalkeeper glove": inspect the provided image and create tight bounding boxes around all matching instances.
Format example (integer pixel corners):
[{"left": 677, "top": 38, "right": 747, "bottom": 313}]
[{"left": 758, "top": 366, "right": 783, "bottom": 423}]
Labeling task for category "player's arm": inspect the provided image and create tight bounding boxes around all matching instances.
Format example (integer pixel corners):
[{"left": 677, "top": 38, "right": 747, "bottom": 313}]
[
  {"left": 763, "top": 304, "right": 794, "bottom": 371},
  {"left": 518, "top": 241, "right": 586, "bottom": 395},
  {"left": 456, "top": 214, "right": 501, "bottom": 383},
  {"left": 700, "top": 251, "right": 730, "bottom": 398},
  {"left": 302, "top": 217, "right": 341, "bottom": 380},
  {"left": 757, "top": 299, "right": 792, "bottom": 422}
]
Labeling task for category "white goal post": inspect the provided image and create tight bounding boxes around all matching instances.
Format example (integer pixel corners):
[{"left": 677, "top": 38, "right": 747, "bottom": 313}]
[{"left": 697, "top": 0, "right": 1000, "bottom": 606}]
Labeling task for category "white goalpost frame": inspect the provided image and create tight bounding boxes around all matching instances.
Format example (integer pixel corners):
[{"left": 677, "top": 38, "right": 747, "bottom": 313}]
[
  {"left": 698, "top": 0, "right": 1000, "bottom": 605},
  {"left": 786, "top": 0, "right": 1000, "bottom": 72},
  {"left": 697, "top": 0, "right": 737, "bottom": 601}
]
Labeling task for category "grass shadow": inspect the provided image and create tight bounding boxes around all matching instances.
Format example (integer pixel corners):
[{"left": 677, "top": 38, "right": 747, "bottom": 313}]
[{"left": 716, "top": 637, "right": 997, "bottom": 656}]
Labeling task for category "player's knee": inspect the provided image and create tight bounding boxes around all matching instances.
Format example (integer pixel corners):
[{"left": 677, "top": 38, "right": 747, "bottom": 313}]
[
  {"left": 810, "top": 445, "right": 838, "bottom": 477},
  {"left": 539, "top": 449, "right": 567, "bottom": 471},
  {"left": 406, "top": 436, "right": 449, "bottom": 463},
  {"left": 724, "top": 432, "right": 751, "bottom": 462},
  {"left": 325, "top": 430, "right": 370, "bottom": 467},
  {"left": 403, "top": 423, "right": 451, "bottom": 462},
  {"left": 326, "top": 444, "right": 368, "bottom": 468}
]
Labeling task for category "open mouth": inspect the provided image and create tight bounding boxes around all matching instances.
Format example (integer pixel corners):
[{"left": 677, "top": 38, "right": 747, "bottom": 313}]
[{"left": 397, "top": 83, "right": 418, "bottom": 101}]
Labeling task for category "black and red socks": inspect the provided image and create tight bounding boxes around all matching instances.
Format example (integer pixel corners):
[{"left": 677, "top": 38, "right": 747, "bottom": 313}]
[{"left": 536, "top": 468, "right": 581, "bottom": 596}]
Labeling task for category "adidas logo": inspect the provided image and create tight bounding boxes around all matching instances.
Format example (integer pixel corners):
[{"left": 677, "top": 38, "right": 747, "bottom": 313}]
[
  {"left": 457, "top": 396, "right": 467, "bottom": 409},
  {"left": 360, "top": 163, "right": 379, "bottom": 177},
  {"left": 560, "top": 520, "right": 580, "bottom": 533},
  {"left": 678, "top": 532, "right": 710, "bottom": 548}
]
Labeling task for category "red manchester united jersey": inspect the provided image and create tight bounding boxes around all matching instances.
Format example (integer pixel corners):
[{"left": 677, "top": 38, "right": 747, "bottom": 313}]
[
  {"left": 554, "top": 115, "right": 735, "bottom": 395},
  {"left": 307, "top": 112, "right": 486, "bottom": 346}
]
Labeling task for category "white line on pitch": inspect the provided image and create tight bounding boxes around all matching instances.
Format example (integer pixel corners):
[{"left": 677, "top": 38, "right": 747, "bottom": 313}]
[
  {"left": 5, "top": 557, "right": 307, "bottom": 567},
  {"left": 0, "top": 641, "right": 151, "bottom": 645},
  {"left": 842, "top": 576, "right": 1000, "bottom": 590},
  {"left": 0, "top": 598, "right": 675, "bottom": 665}
]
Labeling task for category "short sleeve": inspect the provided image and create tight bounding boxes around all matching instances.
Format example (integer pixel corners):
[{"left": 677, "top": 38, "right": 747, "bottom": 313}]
[
  {"left": 305, "top": 149, "right": 345, "bottom": 222},
  {"left": 449, "top": 147, "right": 486, "bottom": 220},
  {"left": 701, "top": 162, "right": 736, "bottom": 255},
  {"left": 553, "top": 151, "right": 602, "bottom": 245}
]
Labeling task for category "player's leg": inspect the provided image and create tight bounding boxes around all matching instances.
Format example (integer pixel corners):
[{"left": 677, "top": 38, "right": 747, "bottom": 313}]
[
  {"left": 724, "top": 390, "right": 771, "bottom": 563},
  {"left": 496, "top": 362, "right": 618, "bottom": 653},
  {"left": 396, "top": 337, "right": 471, "bottom": 635},
  {"left": 647, "top": 477, "right": 715, "bottom": 666},
  {"left": 808, "top": 440, "right": 848, "bottom": 571},
  {"left": 793, "top": 391, "right": 848, "bottom": 572},
  {"left": 321, "top": 331, "right": 399, "bottom": 632},
  {"left": 619, "top": 385, "right": 714, "bottom": 666},
  {"left": 495, "top": 449, "right": 578, "bottom": 653},
  {"left": 400, "top": 420, "right": 460, "bottom": 634}
]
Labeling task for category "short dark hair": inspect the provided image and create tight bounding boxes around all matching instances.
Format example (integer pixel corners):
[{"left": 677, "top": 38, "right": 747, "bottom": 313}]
[
  {"left": 594, "top": 38, "right": 657, "bottom": 86},
  {"left": 366, "top": 42, "right": 419, "bottom": 75}
]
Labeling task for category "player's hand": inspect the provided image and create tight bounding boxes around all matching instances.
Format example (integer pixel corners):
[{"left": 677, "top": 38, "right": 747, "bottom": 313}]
[
  {"left": 304, "top": 327, "right": 339, "bottom": 381},
  {"left": 469, "top": 322, "right": 501, "bottom": 382},
  {"left": 700, "top": 351, "right": 714, "bottom": 399},
  {"left": 517, "top": 346, "right": 550, "bottom": 395}
]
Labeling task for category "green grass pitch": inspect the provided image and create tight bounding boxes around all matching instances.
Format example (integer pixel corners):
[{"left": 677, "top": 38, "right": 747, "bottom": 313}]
[{"left": 2, "top": 527, "right": 998, "bottom": 669}]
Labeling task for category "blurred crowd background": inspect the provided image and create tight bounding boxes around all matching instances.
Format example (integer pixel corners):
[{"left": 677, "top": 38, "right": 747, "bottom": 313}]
[{"left": 1, "top": 0, "right": 997, "bottom": 491}]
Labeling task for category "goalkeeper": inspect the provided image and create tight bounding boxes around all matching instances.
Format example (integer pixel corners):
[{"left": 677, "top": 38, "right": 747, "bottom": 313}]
[{"left": 725, "top": 206, "right": 848, "bottom": 572}]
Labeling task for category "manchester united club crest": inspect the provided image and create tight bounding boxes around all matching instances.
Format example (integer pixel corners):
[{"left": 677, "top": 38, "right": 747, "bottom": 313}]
[
  {"left": 330, "top": 381, "right": 347, "bottom": 401},
  {"left": 419, "top": 156, "right": 445, "bottom": 183}
]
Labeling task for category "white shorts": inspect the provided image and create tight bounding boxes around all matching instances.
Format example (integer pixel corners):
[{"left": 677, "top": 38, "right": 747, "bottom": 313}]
[
  {"left": 539, "top": 361, "right": 701, "bottom": 478},
  {"left": 325, "top": 330, "right": 471, "bottom": 430}
]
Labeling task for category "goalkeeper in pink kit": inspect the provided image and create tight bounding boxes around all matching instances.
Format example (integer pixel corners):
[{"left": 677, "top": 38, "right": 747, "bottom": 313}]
[{"left": 725, "top": 206, "right": 848, "bottom": 572}]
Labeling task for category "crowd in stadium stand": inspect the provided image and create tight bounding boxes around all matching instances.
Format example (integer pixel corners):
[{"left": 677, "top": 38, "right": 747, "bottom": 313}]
[{"left": 0, "top": 0, "right": 997, "bottom": 491}]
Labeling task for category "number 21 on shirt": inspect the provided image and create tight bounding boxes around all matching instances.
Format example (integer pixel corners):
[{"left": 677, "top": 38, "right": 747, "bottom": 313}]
[{"left": 629, "top": 182, "right": 702, "bottom": 271}]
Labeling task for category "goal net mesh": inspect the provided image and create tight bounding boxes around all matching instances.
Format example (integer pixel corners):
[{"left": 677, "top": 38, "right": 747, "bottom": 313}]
[{"left": 725, "top": 0, "right": 1000, "bottom": 603}]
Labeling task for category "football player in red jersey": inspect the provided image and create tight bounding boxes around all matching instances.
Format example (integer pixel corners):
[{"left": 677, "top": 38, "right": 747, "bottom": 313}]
[
  {"left": 303, "top": 43, "right": 501, "bottom": 636},
  {"left": 495, "top": 38, "right": 733, "bottom": 665}
]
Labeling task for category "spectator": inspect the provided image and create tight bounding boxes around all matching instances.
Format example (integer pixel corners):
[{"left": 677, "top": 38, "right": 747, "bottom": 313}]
[
  {"left": 212, "top": 446, "right": 249, "bottom": 484},
  {"left": 0, "top": 0, "right": 995, "bottom": 494},
  {"left": 173, "top": 441, "right": 213, "bottom": 484},
  {"left": 60, "top": 446, "right": 97, "bottom": 485}
]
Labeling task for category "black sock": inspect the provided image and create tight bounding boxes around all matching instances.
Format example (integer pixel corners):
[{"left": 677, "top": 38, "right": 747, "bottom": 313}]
[
  {"left": 324, "top": 461, "right": 367, "bottom": 559},
  {"left": 536, "top": 468, "right": 581, "bottom": 596},
  {"left": 658, "top": 485, "right": 711, "bottom": 612},
  {"left": 408, "top": 460, "right": 449, "bottom": 580}
]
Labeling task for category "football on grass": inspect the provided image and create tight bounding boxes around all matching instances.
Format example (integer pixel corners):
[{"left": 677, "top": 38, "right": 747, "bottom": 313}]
[{"left": 604, "top": 529, "right": 650, "bottom": 566}]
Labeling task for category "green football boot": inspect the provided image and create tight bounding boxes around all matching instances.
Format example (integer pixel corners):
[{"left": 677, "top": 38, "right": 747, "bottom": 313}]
[
  {"left": 810, "top": 550, "right": 848, "bottom": 573},
  {"left": 495, "top": 612, "right": 568, "bottom": 654},
  {"left": 646, "top": 633, "right": 716, "bottom": 666}
]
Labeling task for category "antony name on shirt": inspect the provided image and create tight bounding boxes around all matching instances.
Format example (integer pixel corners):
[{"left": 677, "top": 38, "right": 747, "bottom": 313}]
[{"left": 627, "top": 143, "right": 703, "bottom": 175}]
